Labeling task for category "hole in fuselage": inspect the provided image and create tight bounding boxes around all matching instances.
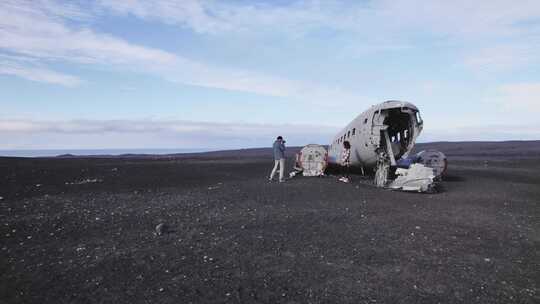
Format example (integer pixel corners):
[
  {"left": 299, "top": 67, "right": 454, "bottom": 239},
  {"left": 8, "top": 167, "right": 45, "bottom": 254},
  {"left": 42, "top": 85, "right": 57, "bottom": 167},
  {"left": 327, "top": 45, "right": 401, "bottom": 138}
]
[{"left": 381, "top": 108, "right": 413, "bottom": 160}]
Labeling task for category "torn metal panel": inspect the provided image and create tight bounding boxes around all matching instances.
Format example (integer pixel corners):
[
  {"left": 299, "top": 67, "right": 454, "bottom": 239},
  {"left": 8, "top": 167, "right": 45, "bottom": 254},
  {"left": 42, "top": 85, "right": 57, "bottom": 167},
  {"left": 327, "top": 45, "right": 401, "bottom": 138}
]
[{"left": 389, "top": 164, "right": 435, "bottom": 192}]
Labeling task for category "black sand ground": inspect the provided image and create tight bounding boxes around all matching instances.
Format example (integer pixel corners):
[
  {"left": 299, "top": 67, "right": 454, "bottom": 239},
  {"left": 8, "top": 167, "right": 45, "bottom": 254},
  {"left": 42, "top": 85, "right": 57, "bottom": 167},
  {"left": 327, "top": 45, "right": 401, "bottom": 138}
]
[{"left": 1, "top": 141, "right": 538, "bottom": 303}]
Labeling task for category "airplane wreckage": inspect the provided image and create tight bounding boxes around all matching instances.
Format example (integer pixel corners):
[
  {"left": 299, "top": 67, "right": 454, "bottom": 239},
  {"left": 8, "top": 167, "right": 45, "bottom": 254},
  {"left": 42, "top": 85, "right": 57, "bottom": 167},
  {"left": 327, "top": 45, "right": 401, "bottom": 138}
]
[{"left": 290, "top": 100, "right": 447, "bottom": 192}]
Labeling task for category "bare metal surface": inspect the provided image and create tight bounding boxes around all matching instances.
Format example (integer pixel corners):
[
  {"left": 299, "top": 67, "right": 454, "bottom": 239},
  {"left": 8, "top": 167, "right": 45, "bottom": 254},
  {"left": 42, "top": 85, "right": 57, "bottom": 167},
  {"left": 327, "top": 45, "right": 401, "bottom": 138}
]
[{"left": 389, "top": 164, "right": 435, "bottom": 192}]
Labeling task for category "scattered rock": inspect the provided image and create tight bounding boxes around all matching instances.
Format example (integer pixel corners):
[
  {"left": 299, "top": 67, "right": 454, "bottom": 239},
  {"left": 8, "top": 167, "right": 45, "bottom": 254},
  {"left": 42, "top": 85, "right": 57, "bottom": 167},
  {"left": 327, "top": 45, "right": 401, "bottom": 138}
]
[
  {"left": 65, "top": 178, "right": 103, "bottom": 185},
  {"left": 155, "top": 223, "right": 168, "bottom": 236}
]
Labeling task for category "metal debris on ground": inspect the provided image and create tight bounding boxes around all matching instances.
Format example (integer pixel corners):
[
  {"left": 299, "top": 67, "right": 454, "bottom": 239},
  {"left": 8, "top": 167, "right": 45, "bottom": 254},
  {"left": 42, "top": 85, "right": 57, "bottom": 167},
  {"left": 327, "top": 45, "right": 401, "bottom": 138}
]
[
  {"left": 389, "top": 164, "right": 435, "bottom": 192},
  {"left": 65, "top": 178, "right": 103, "bottom": 185},
  {"left": 155, "top": 223, "right": 167, "bottom": 236},
  {"left": 338, "top": 177, "right": 350, "bottom": 183},
  {"left": 290, "top": 144, "right": 328, "bottom": 178}
]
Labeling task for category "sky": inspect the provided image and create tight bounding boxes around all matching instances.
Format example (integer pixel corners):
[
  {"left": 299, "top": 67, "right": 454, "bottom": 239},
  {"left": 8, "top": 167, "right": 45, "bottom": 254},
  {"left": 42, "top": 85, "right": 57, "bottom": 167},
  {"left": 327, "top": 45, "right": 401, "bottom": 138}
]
[{"left": 1, "top": 0, "right": 539, "bottom": 150}]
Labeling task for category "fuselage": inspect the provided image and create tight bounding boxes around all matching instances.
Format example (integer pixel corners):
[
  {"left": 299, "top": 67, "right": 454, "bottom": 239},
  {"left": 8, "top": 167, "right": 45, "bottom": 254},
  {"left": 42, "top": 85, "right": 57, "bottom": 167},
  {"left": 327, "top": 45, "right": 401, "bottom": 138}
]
[{"left": 328, "top": 100, "right": 423, "bottom": 169}]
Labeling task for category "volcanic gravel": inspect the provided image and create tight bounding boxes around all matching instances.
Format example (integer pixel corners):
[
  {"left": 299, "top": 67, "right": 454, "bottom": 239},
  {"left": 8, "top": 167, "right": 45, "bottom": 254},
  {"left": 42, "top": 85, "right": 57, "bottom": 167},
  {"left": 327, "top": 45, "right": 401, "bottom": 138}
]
[{"left": 0, "top": 142, "right": 539, "bottom": 303}]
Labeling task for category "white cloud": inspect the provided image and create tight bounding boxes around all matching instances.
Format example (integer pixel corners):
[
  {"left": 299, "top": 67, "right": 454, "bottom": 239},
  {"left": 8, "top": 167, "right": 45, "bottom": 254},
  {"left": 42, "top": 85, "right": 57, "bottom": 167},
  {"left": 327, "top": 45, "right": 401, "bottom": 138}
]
[
  {"left": 98, "top": 0, "right": 540, "bottom": 39},
  {"left": 0, "top": 1, "right": 177, "bottom": 65},
  {"left": 464, "top": 45, "right": 539, "bottom": 71},
  {"left": 0, "top": 0, "right": 362, "bottom": 103},
  {"left": 96, "top": 0, "right": 540, "bottom": 74},
  {"left": 98, "top": 0, "right": 328, "bottom": 35},
  {"left": 376, "top": 0, "right": 539, "bottom": 35},
  {"left": 0, "top": 118, "right": 340, "bottom": 149},
  {"left": 1, "top": 117, "right": 537, "bottom": 150},
  {"left": 0, "top": 60, "right": 81, "bottom": 86},
  {"left": 97, "top": 0, "right": 232, "bottom": 34},
  {"left": 0, "top": 118, "right": 337, "bottom": 135},
  {"left": 1, "top": 0, "right": 538, "bottom": 109}
]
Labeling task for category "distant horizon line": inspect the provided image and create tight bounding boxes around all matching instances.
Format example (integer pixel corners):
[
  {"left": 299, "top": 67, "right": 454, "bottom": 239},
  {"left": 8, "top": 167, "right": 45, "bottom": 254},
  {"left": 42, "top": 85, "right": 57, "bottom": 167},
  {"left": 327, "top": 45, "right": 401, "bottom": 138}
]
[
  {"left": 1, "top": 139, "right": 539, "bottom": 151},
  {"left": 1, "top": 139, "right": 539, "bottom": 158}
]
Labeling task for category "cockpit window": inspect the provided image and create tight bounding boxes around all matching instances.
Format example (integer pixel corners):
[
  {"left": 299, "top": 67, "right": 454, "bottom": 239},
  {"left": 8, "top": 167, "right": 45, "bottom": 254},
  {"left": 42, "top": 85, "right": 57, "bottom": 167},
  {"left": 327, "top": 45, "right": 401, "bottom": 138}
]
[{"left": 415, "top": 111, "right": 423, "bottom": 124}]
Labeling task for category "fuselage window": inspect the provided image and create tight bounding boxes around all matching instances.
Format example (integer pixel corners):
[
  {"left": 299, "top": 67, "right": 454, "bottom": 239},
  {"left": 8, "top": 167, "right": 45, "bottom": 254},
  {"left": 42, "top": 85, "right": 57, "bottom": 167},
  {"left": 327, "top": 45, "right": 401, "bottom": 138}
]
[
  {"left": 347, "top": 131, "right": 350, "bottom": 138},
  {"left": 364, "top": 118, "right": 368, "bottom": 124},
  {"left": 352, "top": 128, "right": 356, "bottom": 135}
]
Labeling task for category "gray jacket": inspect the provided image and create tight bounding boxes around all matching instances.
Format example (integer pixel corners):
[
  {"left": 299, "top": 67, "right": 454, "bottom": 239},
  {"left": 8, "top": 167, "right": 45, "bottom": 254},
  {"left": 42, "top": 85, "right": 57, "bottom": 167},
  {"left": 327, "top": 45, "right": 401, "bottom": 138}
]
[{"left": 273, "top": 140, "right": 286, "bottom": 160}]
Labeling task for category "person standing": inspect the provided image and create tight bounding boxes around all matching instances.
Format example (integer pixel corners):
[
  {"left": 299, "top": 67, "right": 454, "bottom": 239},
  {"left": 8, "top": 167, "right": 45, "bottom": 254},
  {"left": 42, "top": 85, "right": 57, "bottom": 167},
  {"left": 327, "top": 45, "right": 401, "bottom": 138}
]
[
  {"left": 269, "top": 136, "right": 286, "bottom": 182},
  {"left": 339, "top": 141, "right": 351, "bottom": 183}
]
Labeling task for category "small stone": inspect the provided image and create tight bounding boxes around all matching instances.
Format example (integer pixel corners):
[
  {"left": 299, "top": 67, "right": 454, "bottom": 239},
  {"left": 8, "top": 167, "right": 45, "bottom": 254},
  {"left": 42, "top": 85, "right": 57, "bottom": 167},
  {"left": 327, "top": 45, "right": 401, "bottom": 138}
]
[
  {"left": 155, "top": 223, "right": 167, "bottom": 236},
  {"left": 484, "top": 258, "right": 491, "bottom": 262}
]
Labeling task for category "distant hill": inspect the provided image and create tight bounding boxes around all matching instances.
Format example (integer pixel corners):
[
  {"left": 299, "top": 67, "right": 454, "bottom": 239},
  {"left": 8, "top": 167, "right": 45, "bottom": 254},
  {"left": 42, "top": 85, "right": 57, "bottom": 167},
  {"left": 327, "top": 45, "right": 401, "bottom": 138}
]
[
  {"left": 413, "top": 141, "right": 540, "bottom": 158},
  {"left": 46, "top": 140, "right": 540, "bottom": 160}
]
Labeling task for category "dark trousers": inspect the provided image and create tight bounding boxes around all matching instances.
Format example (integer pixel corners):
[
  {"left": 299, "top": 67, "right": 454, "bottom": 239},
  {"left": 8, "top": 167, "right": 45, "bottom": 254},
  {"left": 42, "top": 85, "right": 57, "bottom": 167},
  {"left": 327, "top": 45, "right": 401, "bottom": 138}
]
[{"left": 341, "top": 165, "right": 350, "bottom": 178}]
